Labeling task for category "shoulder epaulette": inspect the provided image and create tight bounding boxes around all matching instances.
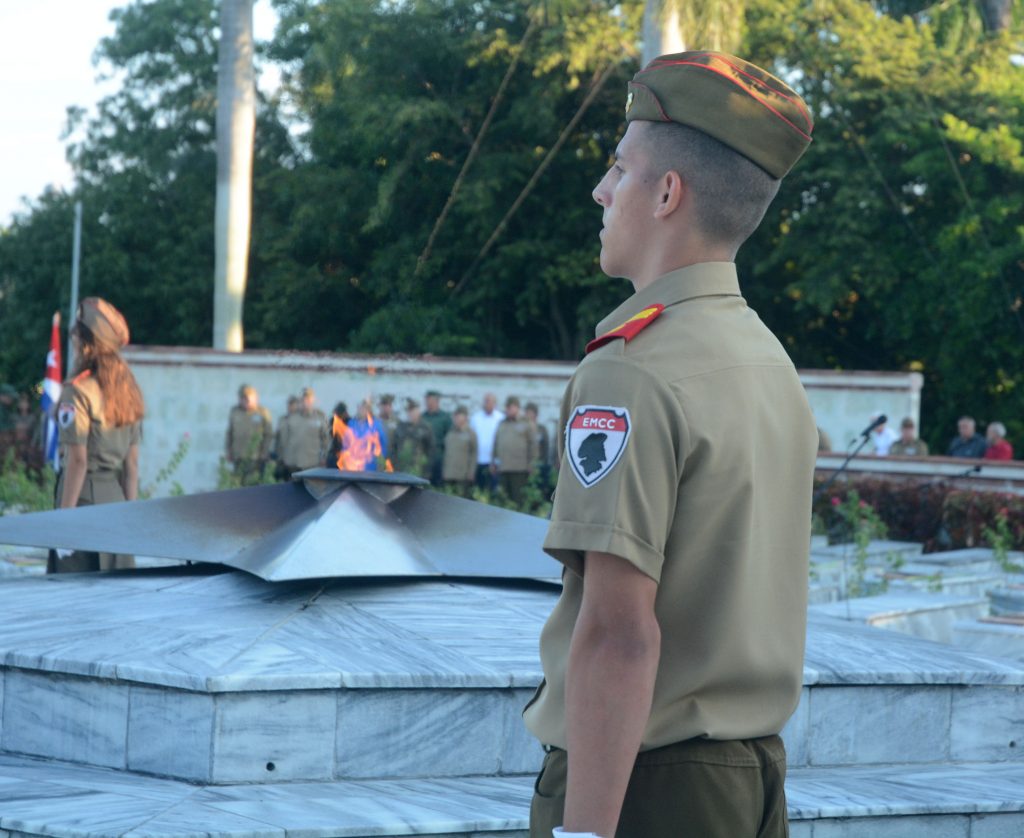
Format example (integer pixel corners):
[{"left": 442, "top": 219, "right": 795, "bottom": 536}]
[{"left": 585, "top": 304, "right": 665, "bottom": 355}]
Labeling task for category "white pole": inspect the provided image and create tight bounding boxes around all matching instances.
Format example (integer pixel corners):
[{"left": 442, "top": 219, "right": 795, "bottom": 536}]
[
  {"left": 212, "top": 0, "right": 255, "bottom": 352},
  {"left": 67, "top": 200, "right": 82, "bottom": 366}
]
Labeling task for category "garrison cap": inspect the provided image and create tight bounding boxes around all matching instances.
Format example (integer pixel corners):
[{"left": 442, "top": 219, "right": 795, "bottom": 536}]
[
  {"left": 625, "top": 51, "right": 813, "bottom": 178},
  {"left": 77, "top": 297, "right": 130, "bottom": 350}
]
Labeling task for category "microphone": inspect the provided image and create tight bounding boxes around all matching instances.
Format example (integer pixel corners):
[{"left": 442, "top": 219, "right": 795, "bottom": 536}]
[{"left": 851, "top": 414, "right": 886, "bottom": 445}]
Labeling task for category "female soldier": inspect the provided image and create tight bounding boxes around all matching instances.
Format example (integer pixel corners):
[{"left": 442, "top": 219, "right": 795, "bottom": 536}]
[{"left": 47, "top": 298, "right": 145, "bottom": 573}]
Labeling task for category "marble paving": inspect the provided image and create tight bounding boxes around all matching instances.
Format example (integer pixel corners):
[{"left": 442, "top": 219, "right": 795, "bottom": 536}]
[
  {"left": 808, "top": 592, "right": 990, "bottom": 644},
  {"left": 0, "top": 753, "right": 1021, "bottom": 837},
  {"left": 1, "top": 570, "right": 1022, "bottom": 695}
]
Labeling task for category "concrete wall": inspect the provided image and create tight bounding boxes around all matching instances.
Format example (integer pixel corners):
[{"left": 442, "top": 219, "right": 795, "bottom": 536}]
[{"left": 124, "top": 346, "right": 924, "bottom": 496}]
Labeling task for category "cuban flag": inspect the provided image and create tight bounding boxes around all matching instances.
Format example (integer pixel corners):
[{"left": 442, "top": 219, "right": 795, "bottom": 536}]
[{"left": 41, "top": 312, "right": 62, "bottom": 470}]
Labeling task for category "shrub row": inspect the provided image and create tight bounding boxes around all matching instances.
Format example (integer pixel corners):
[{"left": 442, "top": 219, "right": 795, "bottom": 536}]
[{"left": 813, "top": 477, "right": 1024, "bottom": 553}]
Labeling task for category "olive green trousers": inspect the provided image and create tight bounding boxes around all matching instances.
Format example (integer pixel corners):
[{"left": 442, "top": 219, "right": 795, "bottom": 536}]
[{"left": 530, "top": 734, "right": 789, "bottom": 838}]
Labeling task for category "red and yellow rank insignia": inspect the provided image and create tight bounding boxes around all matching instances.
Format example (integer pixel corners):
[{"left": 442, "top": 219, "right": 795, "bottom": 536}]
[{"left": 585, "top": 304, "right": 665, "bottom": 355}]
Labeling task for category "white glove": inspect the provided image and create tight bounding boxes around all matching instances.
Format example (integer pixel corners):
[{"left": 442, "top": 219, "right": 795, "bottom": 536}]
[
  {"left": 55, "top": 548, "right": 73, "bottom": 559},
  {"left": 553, "top": 829, "right": 604, "bottom": 838}
]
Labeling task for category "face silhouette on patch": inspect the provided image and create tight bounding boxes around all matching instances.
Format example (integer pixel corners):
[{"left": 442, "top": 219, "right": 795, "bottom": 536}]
[{"left": 566, "top": 405, "right": 631, "bottom": 487}]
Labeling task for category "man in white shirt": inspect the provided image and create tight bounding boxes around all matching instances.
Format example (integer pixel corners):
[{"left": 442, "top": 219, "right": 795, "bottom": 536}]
[
  {"left": 870, "top": 412, "right": 898, "bottom": 456},
  {"left": 469, "top": 392, "right": 504, "bottom": 490}
]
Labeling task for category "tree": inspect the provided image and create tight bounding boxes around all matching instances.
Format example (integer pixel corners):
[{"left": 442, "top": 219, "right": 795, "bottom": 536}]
[
  {"left": 742, "top": 0, "right": 1024, "bottom": 448},
  {"left": 254, "top": 0, "right": 643, "bottom": 359}
]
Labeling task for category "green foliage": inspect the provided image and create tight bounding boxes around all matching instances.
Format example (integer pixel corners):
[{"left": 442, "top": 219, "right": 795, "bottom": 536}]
[
  {"left": 743, "top": 0, "right": 1024, "bottom": 451},
  {"left": 0, "top": 451, "right": 55, "bottom": 514},
  {"left": 814, "top": 476, "right": 1024, "bottom": 564},
  {"left": 827, "top": 489, "right": 889, "bottom": 595},
  {"left": 0, "top": 0, "right": 1021, "bottom": 449},
  {"left": 139, "top": 434, "right": 191, "bottom": 498}
]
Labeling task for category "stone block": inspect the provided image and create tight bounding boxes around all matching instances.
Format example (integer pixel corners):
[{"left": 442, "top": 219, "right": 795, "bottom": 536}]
[
  {"left": 969, "top": 812, "right": 1024, "bottom": 837},
  {"left": 499, "top": 689, "right": 544, "bottom": 775},
  {"left": 782, "top": 688, "right": 810, "bottom": 767},
  {"left": 787, "top": 821, "right": 813, "bottom": 838},
  {"left": 807, "top": 685, "right": 950, "bottom": 766},
  {"left": 2, "top": 669, "right": 128, "bottom": 768},
  {"left": 949, "top": 685, "right": 1024, "bottom": 762},
  {"left": 337, "top": 688, "right": 505, "bottom": 778},
  {"left": 212, "top": 690, "right": 336, "bottom": 783},
  {"left": 811, "top": 814, "right": 969, "bottom": 837},
  {"left": 128, "top": 685, "right": 214, "bottom": 782}
]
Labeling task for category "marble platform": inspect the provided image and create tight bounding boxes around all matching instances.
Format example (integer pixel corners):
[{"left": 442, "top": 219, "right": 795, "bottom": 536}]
[
  {"left": 2, "top": 566, "right": 1024, "bottom": 835},
  {"left": 953, "top": 618, "right": 1024, "bottom": 661},
  {"left": 808, "top": 592, "right": 990, "bottom": 644},
  {"left": 0, "top": 752, "right": 1021, "bottom": 837}
]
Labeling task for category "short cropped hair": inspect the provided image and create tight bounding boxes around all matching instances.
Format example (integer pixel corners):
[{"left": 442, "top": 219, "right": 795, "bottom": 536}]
[{"left": 641, "top": 122, "right": 781, "bottom": 249}]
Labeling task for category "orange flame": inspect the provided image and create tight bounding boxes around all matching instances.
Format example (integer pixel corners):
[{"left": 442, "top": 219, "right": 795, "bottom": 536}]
[{"left": 333, "top": 409, "right": 383, "bottom": 471}]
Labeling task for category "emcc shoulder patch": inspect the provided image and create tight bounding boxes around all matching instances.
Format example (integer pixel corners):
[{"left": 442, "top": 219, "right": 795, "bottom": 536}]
[
  {"left": 57, "top": 403, "right": 76, "bottom": 429},
  {"left": 566, "top": 405, "right": 631, "bottom": 487}
]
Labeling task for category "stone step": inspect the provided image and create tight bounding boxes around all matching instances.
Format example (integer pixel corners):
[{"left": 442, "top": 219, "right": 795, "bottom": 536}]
[
  {"left": 0, "top": 753, "right": 1021, "bottom": 838},
  {"left": 2, "top": 573, "right": 1024, "bottom": 783},
  {"left": 952, "top": 618, "right": 1024, "bottom": 661},
  {"left": 808, "top": 592, "right": 990, "bottom": 644}
]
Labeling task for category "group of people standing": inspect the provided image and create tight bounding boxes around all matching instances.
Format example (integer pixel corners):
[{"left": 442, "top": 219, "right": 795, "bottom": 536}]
[
  {"left": 864, "top": 414, "right": 1015, "bottom": 460},
  {"left": 225, "top": 384, "right": 553, "bottom": 503},
  {"left": 225, "top": 385, "right": 329, "bottom": 483}
]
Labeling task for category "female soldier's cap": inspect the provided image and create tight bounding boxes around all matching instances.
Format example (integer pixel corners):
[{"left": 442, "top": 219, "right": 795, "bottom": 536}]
[
  {"left": 625, "top": 51, "right": 814, "bottom": 179},
  {"left": 77, "top": 297, "right": 130, "bottom": 349}
]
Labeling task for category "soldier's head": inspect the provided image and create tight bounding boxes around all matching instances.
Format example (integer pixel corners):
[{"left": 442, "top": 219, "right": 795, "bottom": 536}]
[
  {"left": 238, "top": 384, "right": 257, "bottom": 410},
  {"left": 425, "top": 390, "right": 441, "bottom": 412},
  {"left": 900, "top": 417, "right": 917, "bottom": 443},
  {"left": 301, "top": 387, "right": 316, "bottom": 412},
  {"left": 505, "top": 395, "right": 520, "bottom": 420},
  {"left": 379, "top": 394, "right": 395, "bottom": 419},
  {"left": 405, "top": 397, "right": 421, "bottom": 423},
  {"left": 483, "top": 392, "right": 497, "bottom": 414},
  {"left": 71, "top": 297, "right": 131, "bottom": 370},
  {"left": 287, "top": 396, "right": 299, "bottom": 414},
  {"left": 593, "top": 52, "right": 812, "bottom": 283},
  {"left": 453, "top": 405, "right": 468, "bottom": 428},
  {"left": 525, "top": 402, "right": 539, "bottom": 422}
]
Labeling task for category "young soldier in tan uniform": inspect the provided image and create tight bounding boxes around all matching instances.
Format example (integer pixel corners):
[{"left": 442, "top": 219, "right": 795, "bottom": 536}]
[
  {"left": 49, "top": 298, "right": 145, "bottom": 573},
  {"left": 225, "top": 384, "right": 273, "bottom": 484},
  {"left": 493, "top": 396, "right": 538, "bottom": 504},
  {"left": 288, "top": 386, "right": 329, "bottom": 471},
  {"left": 442, "top": 406, "right": 478, "bottom": 492},
  {"left": 524, "top": 52, "right": 818, "bottom": 837}
]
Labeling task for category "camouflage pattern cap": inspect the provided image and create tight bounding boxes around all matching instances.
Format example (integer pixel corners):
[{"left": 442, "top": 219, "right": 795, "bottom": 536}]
[
  {"left": 77, "top": 297, "right": 130, "bottom": 350},
  {"left": 625, "top": 51, "right": 813, "bottom": 178}
]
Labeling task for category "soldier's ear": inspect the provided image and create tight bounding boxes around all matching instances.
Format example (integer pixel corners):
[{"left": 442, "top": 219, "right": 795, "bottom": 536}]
[{"left": 653, "top": 170, "right": 684, "bottom": 218}]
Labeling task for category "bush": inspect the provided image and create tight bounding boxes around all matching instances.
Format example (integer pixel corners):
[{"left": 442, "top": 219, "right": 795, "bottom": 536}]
[{"left": 814, "top": 476, "right": 1024, "bottom": 554}]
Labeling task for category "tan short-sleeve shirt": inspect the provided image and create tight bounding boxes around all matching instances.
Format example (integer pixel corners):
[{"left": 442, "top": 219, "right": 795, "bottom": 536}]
[
  {"left": 57, "top": 373, "right": 142, "bottom": 474},
  {"left": 523, "top": 262, "right": 818, "bottom": 750}
]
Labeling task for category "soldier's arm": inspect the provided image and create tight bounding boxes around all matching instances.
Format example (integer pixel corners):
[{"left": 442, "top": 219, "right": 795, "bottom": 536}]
[
  {"left": 122, "top": 443, "right": 139, "bottom": 501},
  {"left": 59, "top": 444, "right": 89, "bottom": 508},
  {"left": 225, "top": 413, "right": 234, "bottom": 462},
  {"left": 260, "top": 412, "right": 273, "bottom": 460},
  {"left": 563, "top": 550, "right": 660, "bottom": 837}
]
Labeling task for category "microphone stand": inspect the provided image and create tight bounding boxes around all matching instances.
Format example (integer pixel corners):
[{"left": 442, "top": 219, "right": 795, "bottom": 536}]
[{"left": 814, "top": 434, "right": 873, "bottom": 503}]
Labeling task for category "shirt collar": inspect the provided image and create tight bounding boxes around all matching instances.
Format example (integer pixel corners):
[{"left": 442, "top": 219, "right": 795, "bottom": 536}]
[{"left": 595, "top": 262, "right": 741, "bottom": 337}]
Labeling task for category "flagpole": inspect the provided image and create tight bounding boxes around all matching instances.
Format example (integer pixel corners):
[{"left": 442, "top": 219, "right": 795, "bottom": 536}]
[{"left": 67, "top": 201, "right": 82, "bottom": 367}]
